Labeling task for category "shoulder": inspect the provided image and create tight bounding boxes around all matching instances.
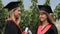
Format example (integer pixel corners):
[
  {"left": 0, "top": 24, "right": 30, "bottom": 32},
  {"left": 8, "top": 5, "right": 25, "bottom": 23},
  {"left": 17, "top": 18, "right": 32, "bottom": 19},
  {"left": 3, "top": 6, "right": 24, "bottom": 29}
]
[
  {"left": 45, "top": 24, "right": 58, "bottom": 34},
  {"left": 6, "top": 20, "right": 14, "bottom": 26},
  {"left": 51, "top": 24, "right": 57, "bottom": 30},
  {"left": 6, "top": 20, "right": 13, "bottom": 24},
  {"left": 5, "top": 18, "right": 14, "bottom": 24},
  {"left": 50, "top": 24, "right": 58, "bottom": 33}
]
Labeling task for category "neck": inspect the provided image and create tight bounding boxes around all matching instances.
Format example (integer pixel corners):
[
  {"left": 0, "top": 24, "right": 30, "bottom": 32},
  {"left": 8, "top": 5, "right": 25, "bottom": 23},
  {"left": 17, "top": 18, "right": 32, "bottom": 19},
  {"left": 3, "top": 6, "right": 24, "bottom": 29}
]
[{"left": 41, "top": 20, "right": 49, "bottom": 26}]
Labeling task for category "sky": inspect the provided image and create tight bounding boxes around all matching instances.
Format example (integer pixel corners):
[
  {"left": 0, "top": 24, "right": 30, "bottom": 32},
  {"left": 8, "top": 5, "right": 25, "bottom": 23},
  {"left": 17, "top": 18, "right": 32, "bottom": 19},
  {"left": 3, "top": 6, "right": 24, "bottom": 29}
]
[{"left": 2, "top": 0, "right": 60, "bottom": 11}]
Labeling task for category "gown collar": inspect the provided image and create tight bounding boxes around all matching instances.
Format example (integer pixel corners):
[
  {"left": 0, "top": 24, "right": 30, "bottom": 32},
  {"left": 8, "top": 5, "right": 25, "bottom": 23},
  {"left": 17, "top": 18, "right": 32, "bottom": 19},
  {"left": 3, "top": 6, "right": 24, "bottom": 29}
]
[{"left": 37, "top": 24, "right": 52, "bottom": 34}]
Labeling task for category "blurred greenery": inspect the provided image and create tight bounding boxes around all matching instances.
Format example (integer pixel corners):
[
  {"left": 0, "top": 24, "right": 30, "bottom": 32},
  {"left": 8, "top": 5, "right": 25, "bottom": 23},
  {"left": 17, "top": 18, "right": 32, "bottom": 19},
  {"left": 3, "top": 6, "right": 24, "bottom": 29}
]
[
  {"left": 0, "top": 0, "right": 60, "bottom": 34},
  {"left": 0, "top": 0, "right": 8, "bottom": 34},
  {"left": 54, "top": 3, "right": 60, "bottom": 21}
]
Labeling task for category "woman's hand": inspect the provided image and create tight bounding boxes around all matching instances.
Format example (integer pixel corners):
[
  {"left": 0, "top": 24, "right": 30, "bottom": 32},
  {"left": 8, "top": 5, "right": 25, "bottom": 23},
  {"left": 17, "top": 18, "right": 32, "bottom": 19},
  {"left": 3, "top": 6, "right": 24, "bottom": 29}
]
[{"left": 22, "top": 31, "right": 28, "bottom": 34}]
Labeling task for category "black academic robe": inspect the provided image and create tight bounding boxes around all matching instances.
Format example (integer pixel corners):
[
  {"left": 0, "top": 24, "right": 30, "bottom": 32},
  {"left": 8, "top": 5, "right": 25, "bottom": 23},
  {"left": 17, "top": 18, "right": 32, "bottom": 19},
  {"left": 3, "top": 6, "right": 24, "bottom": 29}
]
[
  {"left": 44, "top": 24, "right": 58, "bottom": 34},
  {"left": 36, "top": 24, "right": 58, "bottom": 34},
  {"left": 4, "top": 20, "right": 22, "bottom": 34}
]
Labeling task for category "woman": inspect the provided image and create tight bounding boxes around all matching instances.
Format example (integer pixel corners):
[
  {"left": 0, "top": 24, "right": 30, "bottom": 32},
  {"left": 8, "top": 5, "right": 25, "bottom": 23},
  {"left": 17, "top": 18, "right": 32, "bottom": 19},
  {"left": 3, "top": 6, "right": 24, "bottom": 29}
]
[
  {"left": 4, "top": 1, "right": 27, "bottom": 34},
  {"left": 37, "top": 5, "right": 58, "bottom": 34}
]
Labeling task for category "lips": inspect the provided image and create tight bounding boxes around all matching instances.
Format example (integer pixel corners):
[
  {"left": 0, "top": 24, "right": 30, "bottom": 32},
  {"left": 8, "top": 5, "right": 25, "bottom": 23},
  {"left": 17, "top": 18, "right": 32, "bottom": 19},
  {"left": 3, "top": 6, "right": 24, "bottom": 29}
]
[
  {"left": 39, "top": 17, "right": 44, "bottom": 19},
  {"left": 39, "top": 17, "right": 44, "bottom": 20}
]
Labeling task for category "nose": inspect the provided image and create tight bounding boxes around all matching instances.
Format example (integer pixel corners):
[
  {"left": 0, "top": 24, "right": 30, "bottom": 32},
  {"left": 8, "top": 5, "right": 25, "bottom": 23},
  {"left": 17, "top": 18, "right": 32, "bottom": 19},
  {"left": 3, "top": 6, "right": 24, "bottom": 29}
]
[{"left": 19, "top": 11, "right": 21, "bottom": 15}]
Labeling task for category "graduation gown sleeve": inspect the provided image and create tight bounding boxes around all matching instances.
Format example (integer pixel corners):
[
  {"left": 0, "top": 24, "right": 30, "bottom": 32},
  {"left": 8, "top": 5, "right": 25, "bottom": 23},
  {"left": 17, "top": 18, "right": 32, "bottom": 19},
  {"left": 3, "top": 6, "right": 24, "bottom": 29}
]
[{"left": 4, "top": 20, "right": 21, "bottom": 34}]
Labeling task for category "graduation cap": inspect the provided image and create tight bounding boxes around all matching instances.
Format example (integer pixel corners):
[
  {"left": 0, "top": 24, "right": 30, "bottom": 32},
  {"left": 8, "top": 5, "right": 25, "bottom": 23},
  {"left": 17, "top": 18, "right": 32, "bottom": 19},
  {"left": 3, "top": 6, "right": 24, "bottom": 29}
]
[
  {"left": 38, "top": 5, "right": 53, "bottom": 14},
  {"left": 4, "top": 1, "right": 21, "bottom": 11}
]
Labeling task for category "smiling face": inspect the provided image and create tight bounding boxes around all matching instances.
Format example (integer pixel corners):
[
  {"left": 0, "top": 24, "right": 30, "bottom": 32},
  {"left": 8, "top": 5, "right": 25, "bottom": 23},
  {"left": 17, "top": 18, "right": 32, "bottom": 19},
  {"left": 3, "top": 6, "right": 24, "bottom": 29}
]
[
  {"left": 39, "top": 10, "right": 48, "bottom": 22},
  {"left": 13, "top": 7, "right": 21, "bottom": 19}
]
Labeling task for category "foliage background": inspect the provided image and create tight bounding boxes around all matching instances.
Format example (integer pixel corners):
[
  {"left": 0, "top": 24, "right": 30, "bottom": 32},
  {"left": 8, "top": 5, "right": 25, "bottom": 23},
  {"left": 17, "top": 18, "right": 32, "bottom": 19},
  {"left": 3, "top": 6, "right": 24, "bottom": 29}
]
[{"left": 0, "top": 0, "right": 60, "bottom": 34}]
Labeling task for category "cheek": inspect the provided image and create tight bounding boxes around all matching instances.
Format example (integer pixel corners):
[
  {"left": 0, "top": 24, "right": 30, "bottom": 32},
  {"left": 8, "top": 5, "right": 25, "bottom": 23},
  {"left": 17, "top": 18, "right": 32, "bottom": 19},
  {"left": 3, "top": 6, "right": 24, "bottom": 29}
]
[
  {"left": 14, "top": 11, "right": 18, "bottom": 16},
  {"left": 14, "top": 12, "right": 17, "bottom": 15},
  {"left": 39, "top": 15, "right": 47, "bottom": 20},
  {"left": 44, "top": 15, "right": 47, "bottom": 19}
]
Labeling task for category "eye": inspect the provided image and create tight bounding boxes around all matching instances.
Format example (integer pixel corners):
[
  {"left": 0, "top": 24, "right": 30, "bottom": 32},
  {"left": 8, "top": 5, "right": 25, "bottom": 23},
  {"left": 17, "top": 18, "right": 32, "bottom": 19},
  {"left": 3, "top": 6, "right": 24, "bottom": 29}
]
[{"left": 18, "top": 10, "right": 22, "bottom": 12}]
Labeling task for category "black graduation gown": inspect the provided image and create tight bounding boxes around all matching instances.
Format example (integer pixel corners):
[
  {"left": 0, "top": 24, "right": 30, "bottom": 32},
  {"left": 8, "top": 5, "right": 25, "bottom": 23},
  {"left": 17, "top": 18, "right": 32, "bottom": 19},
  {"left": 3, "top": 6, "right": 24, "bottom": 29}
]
[
  {"left": 45, "top": 24, "right": 58, "bottom": 34},
  {"left": 36, "top": 24, "right": 58, "bottom": 34},
  {"left": 4, "top": 20, "right": 22, "bottom": 34}
]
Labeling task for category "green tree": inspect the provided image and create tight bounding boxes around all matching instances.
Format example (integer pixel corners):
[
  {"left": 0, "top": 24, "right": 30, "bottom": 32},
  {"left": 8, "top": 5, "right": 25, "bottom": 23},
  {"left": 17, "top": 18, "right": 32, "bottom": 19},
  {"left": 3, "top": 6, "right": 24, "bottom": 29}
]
[
  {"left": 0, "top": 0, "right": 4, "bottom": 33},
  {"left": 0, "top": 0, "right": 3, "bottom": 9},
  {"left": 54, "top": 3, "right": 60, "bottom": 21},
  {"left": 44, "top": 0, "right": 50, "bottom": 6},
  {"left": 29, "top": 0, "right": 40, "bottom": 34},
  {"left": 0, "top": 0, "right": 8, "bottom": 34}
]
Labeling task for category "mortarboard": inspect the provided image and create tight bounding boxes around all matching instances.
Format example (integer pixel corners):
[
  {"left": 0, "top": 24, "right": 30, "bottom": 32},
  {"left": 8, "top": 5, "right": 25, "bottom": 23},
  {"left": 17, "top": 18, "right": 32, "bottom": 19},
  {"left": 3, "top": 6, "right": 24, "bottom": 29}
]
[
  {"left": 4, "top": 1, "right": 21, "bottom": 11},
  {"left": 38, "top": 5, "right": 53, "bottom": 14}
]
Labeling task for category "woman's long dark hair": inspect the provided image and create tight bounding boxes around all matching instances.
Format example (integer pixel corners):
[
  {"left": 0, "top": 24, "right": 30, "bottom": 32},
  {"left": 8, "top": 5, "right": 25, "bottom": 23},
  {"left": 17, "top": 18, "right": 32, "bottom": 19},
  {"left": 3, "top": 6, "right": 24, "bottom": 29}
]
[{"left": 47, "top": 14, "right": 54, "bottom": 25}]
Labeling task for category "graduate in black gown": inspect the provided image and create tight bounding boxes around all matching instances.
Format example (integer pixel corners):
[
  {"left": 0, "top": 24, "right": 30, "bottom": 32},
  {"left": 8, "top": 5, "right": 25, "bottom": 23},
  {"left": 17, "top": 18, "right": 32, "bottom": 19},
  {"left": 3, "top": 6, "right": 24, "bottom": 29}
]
[
  {"left": 36, "top": 5, "right": 58, "bottom": 34},
  {"left": 4, "top": 1, "right": 27, "bottom": 34}
]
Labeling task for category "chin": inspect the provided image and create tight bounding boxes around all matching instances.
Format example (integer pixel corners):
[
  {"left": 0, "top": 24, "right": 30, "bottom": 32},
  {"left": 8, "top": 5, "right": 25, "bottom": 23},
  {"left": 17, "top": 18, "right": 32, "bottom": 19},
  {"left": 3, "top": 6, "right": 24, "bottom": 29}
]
[
  {"left": 40, "top": 19, "right": 45, "bottom": 22},
  {"left": 15, "top": 16, "right": 19, "bottom": 19}
]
